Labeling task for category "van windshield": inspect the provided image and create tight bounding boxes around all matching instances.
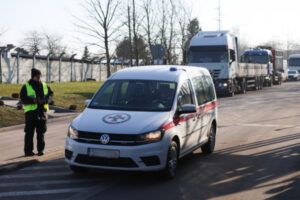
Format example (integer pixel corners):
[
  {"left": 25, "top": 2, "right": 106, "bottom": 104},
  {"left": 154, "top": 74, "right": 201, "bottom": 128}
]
[
  {"left": 189, "top": 46, "right": 228, "bottom": 63},
  {"left": 289, "top": 58, "right": 300, "bottom": 66},
  {"left": 89, "top": 80, "right": 177, "bottom": 112}
]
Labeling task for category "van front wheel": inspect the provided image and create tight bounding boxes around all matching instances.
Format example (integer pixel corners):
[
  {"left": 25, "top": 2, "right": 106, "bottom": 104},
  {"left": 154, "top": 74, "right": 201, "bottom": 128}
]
[
  {"left": 201, "top": 125, "right": 216, "bottom": 154},
  {"left": 163, "top": 141, "right": 179, "bottom": 179}
]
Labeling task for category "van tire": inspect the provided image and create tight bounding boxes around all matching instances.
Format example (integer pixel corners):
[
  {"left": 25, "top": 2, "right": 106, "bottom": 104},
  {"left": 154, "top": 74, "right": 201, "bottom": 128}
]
[
  {"left": 70, "top": 165, "right": 88, "bottom": 173},
  {"left": 163, "top": 141, "right": 179, "bottom": 179},
  {"left": 201, "top": 124, "right": 216, "bottom": 154}
]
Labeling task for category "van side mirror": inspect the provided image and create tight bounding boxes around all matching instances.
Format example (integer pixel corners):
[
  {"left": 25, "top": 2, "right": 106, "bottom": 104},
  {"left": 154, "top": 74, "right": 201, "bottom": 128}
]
[
  {"left": 85, "top": 99, "right": 91, "bottom": 107},
  {"left": 178, "top": 104, "right": 197, "bottom": 115}
]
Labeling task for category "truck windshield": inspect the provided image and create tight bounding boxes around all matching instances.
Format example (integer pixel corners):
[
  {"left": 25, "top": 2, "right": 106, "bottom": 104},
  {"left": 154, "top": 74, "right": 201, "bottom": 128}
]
[
  {"left": 289, "top": 58, "right": 300, "bottom": 66},
  {"left": 89, "top": 80, "right": 177, "bottom": 112},
  {"left": 189, "top": 46, "right": 228, "bottom": 63},
  {"left": 243, "top": 55, "right": 268, "bottom": 64}
]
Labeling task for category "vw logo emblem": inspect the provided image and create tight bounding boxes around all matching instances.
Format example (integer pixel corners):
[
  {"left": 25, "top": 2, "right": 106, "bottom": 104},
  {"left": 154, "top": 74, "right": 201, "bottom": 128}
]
[
  {"left": 103, "top": 113, "right": 131, "bottom": 124},
  {"left": 100, "top": 134, "right": 110, "bottom": 144}
]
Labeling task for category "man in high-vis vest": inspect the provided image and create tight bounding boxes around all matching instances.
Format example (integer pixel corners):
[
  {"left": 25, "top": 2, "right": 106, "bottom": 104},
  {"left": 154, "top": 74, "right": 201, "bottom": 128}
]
[{"left": 20, "top": 68, "right": 53, "bottom": 157}]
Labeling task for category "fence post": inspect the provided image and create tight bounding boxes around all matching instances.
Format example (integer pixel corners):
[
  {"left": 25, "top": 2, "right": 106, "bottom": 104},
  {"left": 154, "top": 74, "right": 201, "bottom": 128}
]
[
  {"left": 46, "top": 53, "right": 52, "bottom": 83},
  {"left": 32, "top": 50, "right": 38, "bottom": 69},
  {"left": 70, "top": 54, "right": 77, "bottom": 82},
  {"left": 0, "top": 47, "right": 4, "bottom": 84},
  {"left": 58, "top": 52, "right": 65, "bottom": 83}
]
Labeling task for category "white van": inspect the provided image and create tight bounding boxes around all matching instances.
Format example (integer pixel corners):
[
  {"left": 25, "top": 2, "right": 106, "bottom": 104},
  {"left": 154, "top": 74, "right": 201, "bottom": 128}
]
[{"left": 65, "top": 65, "right": 218, "bottom": 178}]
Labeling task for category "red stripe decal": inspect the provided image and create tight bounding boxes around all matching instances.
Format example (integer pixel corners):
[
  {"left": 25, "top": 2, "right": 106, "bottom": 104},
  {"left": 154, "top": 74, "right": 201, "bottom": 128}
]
[{"left": 161, "top": 100, "right": 218, "bottom": 131}]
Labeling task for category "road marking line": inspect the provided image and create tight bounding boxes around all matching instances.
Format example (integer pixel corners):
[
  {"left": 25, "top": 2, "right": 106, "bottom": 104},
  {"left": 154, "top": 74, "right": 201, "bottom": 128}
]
[
  {"left": 0, "top": 179, "right": 96, "bottom": 187},
  {"left": 219, "top": 123, "right": 300, "bottom": 129},
  {"left": 0, "top": 188, "right": 86, "bottom": 198},
  {"left": 20, "top": 165, "right": 67, "bottom": 171},
  {"left": 0, "top": 171, "right": 70, "bottom": 179}
]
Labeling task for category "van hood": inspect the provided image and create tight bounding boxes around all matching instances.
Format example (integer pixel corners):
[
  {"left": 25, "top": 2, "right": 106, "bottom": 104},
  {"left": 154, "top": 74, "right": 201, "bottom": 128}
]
[{"left": 72, "top": 108, "right": 171, "bottom": 134}]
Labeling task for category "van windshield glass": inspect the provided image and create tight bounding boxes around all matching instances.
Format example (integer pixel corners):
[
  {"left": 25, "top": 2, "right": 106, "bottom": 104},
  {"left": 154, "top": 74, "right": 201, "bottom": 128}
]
[
  {"left": 243, "top": 55, "right": 268, "bottom": 64},
  {"left": 189, "top": 46, "right": 228, "bottom": 63},
  {"left": 289, "top": 58, "right": 300, "bottom": 66},
  {"left": 89, "top": 80, "right": 177, "bottom": 112},
  {"left": 288, "top": 71, "right": 296, "bottom": 74}
]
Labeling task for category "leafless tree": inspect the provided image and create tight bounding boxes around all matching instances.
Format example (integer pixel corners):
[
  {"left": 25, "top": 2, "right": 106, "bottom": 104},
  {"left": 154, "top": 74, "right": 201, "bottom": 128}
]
[
  {"left": 177, "top": 1, "right": 191, "bottom": 64},
  {"left": 127, "top": 5, "right": 133, "bottom": 66},
  {"left": 141, "top": 0, "right": 155, "bottom": 54},
  {"left": 43, "top": 33, "right": 66, "bottom": 56},
  {"left": 21, "top": 30, "right": 43, "bottom": 54},
  {"left": 75, "top": 0, "right": 121, "bottom": 77},
  {"left": 0, "top": 27, "right": 7, "bottom": 44}
]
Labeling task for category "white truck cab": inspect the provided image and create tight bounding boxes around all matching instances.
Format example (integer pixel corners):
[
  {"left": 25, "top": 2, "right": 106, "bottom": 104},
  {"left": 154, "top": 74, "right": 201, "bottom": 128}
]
[
  {"left": 188, "top": 31, "right": 238, "bottom": 95},
  {"left": 65, "top": 65, "right": 218, "bottom": 178},
  {"left": 288, "top": 54, "right": 300, "bottom": 73}
]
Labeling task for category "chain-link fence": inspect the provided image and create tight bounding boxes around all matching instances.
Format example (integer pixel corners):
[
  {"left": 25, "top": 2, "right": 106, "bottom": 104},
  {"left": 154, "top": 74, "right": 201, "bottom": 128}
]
[{"left": 0, "top": 53, "right": 129, "bottom": 84}]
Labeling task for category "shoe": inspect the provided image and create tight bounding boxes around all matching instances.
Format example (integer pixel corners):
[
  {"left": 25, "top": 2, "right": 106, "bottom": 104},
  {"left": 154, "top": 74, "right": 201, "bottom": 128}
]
[
  {"left": 25, "top": 152, "right": 35, "bottom": 157},
  {"left": 37, "top": 152, "right": 44, "bottom": 156}
]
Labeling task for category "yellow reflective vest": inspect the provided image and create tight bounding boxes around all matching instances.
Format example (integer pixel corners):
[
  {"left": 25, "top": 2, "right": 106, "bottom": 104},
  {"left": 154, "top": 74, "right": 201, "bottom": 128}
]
[{"left": 24, "top": 82, "right": 49, "bottom": 113}]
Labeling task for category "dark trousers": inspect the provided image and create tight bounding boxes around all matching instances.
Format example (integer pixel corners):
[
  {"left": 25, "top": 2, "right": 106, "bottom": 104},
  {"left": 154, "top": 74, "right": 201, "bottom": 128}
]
[{"left": 24, "top": 119, "right": 47, "bottom": 154}]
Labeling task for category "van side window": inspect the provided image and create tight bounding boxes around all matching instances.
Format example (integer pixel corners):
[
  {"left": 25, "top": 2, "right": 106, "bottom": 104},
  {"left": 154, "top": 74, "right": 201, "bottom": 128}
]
[
  {"left": 203, "top": 76, "right": 216, "bottom": 102},
  {"left": 192, "top": 77, "right": 206, "bottom": 105},
  {"left": 176, "top": 81, "right": 193, "bottom": 111}
]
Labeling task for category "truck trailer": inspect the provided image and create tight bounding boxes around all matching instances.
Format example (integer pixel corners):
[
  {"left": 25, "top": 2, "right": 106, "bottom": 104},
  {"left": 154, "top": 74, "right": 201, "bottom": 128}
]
[
  {"left": 241, "top": 47, "right": 284, "bottom": 86},
  {"left": 188, "top": 31, "right": 268, "bottom": 96}
]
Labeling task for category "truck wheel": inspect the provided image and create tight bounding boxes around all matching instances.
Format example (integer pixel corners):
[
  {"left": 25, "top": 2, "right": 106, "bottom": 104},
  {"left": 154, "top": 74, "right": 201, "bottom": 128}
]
[
  {"left": 201, "top": 124, "right": 216, "bottom": 154},
  {"left": 70, "top": 165, "right": 88, "bottom": 173},
  {"left": 163, "top": 141, "right": 179, "bottom": 179}
]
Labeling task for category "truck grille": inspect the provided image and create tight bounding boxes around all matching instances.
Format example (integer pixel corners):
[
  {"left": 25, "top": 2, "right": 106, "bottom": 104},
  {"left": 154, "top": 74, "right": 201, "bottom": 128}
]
[
  {"left": 210, "top": 69, "right": 221, "bottom": 79},
  {"left": 76, "top": 131, "right": 144, "bottom": 146}
]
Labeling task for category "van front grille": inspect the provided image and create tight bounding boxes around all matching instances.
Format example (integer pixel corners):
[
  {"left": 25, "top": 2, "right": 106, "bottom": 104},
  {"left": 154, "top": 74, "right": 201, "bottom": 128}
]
[{"left": 76, "top": 131, "right": 145, "bottom": 146}]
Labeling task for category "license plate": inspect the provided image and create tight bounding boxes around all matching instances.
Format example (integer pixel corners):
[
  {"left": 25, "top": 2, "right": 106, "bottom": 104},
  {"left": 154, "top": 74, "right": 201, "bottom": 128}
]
[{"left": 87, "top": 148, "right": 119, "bottom": 159}]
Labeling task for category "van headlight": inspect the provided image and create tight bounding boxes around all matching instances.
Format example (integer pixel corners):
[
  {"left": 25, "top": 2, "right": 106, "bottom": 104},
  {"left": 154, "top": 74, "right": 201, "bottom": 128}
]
[
  {"left": 68, "top": 126, "right": 78, "bottom": 140},
  {"left": 138, "top": 130, "right": 164, "bottom": 144}
]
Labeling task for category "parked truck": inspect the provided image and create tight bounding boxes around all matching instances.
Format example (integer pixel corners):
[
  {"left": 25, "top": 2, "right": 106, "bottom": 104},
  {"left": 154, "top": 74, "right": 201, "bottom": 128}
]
[
  {"left": 241, "top": 47, "right": 285, "bottom": 86},
  {"left": 188, "top": 31, "right": 268, "bottom": 96},
  {"left": 288, "top": 54, "right": 300, "bottom": 73}
]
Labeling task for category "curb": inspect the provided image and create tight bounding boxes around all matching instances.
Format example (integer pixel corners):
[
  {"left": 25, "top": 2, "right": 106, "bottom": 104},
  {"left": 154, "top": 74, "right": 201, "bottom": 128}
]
[
  {"left": 0, "top": 159, "right": 38, "bottom": 175},
  {"left": 0, "top": 114, "right": 78, "bottom": 133}
]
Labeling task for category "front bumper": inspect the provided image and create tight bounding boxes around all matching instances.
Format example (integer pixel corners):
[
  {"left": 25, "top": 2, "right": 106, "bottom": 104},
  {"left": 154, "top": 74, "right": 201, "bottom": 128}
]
[
  {"left": 65, "top": 137, "right": 168, "bottom": 171},
  {"left": 214, "top": 79, "right": 232, "bottom": 94}
]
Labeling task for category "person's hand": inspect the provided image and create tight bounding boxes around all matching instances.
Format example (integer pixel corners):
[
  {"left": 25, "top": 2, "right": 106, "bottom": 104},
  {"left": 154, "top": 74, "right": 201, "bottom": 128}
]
[{"left": 38, "top": 99, "right": 45, "bottom": 104}]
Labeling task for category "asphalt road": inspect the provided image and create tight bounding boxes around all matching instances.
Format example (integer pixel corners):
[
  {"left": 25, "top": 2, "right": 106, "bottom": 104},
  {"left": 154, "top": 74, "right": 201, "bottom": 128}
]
[{"left": 0, "top": 82, "right": 299, "bottom": 200}]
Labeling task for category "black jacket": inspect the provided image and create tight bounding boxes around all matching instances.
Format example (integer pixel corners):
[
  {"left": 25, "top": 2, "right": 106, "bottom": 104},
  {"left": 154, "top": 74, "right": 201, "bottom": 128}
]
[{"left": 20, "top": 79, "right": 54, "bottom": 121}]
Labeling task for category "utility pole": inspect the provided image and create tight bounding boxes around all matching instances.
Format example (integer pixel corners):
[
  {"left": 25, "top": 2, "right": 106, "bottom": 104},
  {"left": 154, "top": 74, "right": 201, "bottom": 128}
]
[{"left": 218, "top": 0, "right": 221, "bottom": 31}]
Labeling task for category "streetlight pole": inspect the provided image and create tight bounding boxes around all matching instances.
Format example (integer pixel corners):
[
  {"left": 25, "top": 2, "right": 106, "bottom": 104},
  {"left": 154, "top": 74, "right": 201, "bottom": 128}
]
[
  {"left": 70, "top": 54, "right": 77, "bottom": 82},
  {"left": 58, "top": 52, "right": 65, "bottom": 83}
]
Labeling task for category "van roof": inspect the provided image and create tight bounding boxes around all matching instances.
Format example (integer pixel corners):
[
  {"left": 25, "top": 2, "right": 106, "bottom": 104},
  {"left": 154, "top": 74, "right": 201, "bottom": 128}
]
[
  {"left": 109, "top": 65, "right": 210, "bottom": 82},
  {"left": 289, "top": 54, "right": 300, "bottom": 59}
]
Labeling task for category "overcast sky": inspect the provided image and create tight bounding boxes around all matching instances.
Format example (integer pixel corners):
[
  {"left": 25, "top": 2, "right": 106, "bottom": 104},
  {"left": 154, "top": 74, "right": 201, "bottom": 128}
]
[{"left": 0, "top": 0, "right": 299, "bottom": 54}]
